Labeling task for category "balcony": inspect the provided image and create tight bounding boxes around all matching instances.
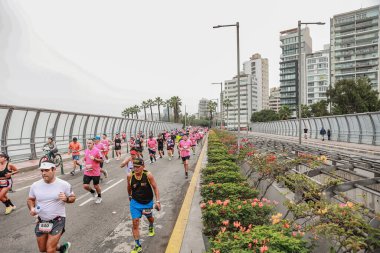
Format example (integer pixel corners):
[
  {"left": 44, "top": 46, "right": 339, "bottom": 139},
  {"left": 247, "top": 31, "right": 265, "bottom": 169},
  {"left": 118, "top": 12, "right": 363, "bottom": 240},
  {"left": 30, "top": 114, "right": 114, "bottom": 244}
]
[{"left": 356, "top": 20, "right": 378, "bottom": 29}]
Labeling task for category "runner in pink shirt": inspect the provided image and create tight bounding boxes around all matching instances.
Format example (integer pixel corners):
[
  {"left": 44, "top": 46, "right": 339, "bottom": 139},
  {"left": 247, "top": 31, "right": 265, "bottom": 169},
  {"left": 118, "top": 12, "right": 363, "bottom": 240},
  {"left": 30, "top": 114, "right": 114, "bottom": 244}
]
[
  {"left": 94, "top": 136, "right": 108, "bottom": 178},
  {"left": 101, "top": 134, "right": 111, "bottom": 163},
  {"left": 190, "top": 134, "right": 197, "bottom": 155},
  {"left": 147, "top": 135, "right": 157, "bottom": 164},
  {"left": 178, "top": 134, "right": 192, "bottom": 179},
  {"left": 82, "top": 139, "right": 103, "bottom": 204}
]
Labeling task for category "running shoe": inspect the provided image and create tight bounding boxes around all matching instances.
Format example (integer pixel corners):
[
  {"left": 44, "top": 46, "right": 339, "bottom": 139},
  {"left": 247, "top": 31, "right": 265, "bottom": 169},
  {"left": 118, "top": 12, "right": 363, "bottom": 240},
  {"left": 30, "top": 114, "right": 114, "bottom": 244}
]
[
  {"left": 95, "top": 197, "right": 102, "bottom": 204},
  {"left": 59, "top": 242, "right": 71, "bottom": 253},
  {"left": 131, "top": 245, "right": 142, "bottom": 253},
  {"left": 5, "top": 206, "right": 13, "bottom": 215},
  {"left": 148, "top": 226, "right": 155, "bottom": 237},
  {"left": 70, "top": 171, "right": 75, "bottom": 176},
  {"left": 185, "top": 172, "right": 188, "bottom": 179},
  {"left": 11, "top": 205, "right": 16, "bottom": 210},
  {"left": 103, "top": 169, "right": 108, "bottom": 178},
  {"left": 105, "top": 159, "right": 110, "bottom": 164},
  {"left": 91, "top": 191, "right": 97, "bottom": 200}
]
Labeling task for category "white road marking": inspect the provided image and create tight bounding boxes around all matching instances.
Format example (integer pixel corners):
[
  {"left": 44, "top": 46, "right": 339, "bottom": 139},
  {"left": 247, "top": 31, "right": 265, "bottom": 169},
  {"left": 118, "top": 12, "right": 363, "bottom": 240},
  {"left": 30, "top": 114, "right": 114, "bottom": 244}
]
[{"left": 79, "top": 178, "right": 125, "bottom": 207}]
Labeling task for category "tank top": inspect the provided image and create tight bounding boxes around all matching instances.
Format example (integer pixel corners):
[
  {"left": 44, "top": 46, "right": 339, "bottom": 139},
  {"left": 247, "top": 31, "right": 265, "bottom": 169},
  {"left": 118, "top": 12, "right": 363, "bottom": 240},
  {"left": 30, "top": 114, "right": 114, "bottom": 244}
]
[
  {"left": 130, "top": 170, "right": 153, "bottom": 204},
  {"left": 0, "top": 162, "right": 10, "bottom": 178},
  {"left": 114, "top": 137, "right": 122, "bottom": 147}
]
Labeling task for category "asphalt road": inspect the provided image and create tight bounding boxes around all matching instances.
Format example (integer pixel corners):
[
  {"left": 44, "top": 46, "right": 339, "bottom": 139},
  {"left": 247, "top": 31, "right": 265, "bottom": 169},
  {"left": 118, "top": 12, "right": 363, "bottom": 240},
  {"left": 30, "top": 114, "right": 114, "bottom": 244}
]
[{"left": 1, "top": 146, "right": 203, "bottom": 253}]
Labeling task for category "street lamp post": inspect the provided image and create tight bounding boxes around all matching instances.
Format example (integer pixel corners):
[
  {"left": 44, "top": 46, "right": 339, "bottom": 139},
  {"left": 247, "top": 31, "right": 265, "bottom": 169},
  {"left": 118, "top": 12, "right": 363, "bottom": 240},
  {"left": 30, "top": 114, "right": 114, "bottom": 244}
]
[
  {"left": 213, "top": 22, "right": 241, "bottom": 152},
  {"left": 297, "top": 21, "right": 325, "bottom": 145},
  {"left": 212, "top": 82, "right": 223, "bottom": 130},
  {"left": 210, "top": 98, "right": 219, "bottom": 128}
]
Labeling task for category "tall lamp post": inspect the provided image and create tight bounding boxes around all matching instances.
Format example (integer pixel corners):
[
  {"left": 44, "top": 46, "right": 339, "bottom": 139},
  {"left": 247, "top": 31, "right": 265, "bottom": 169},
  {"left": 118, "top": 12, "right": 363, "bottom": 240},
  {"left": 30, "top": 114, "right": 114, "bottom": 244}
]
[
  {"left": 212, "top": 82, "right": 223, "bottom": 129},
  {"left": 213, "top": 22, "right": 241, "bottom": 152},
  {"left": 297, "top": 21, "right": 325, "bottom": 145},
  {"left": 209, "top": 98, "right": 219, "bottom": 128}
]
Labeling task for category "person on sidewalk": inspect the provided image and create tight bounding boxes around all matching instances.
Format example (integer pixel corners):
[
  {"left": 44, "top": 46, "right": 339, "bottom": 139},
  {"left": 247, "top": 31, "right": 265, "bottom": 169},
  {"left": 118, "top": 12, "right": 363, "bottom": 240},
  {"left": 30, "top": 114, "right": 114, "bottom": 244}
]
[
  {"left": 303, "top": 128, "right": 308, "bottom": 139},
  {"left": 127, "top": 158, "right": 161, "bottom": 253},
  {"left": 327, "top": 129, "right": 331, "bottom": 141},
  {"left": 320, "top": 127, "right": 326, "bottom": 141}
]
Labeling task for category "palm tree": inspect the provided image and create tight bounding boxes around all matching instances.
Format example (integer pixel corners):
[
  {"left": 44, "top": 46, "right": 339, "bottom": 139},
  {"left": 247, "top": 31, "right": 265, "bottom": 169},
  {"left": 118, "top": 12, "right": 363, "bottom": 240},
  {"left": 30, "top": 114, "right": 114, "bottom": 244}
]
[
  {"left": 207, "top": 101, "right": 218, "bottom": 127},
  {"left": 165, "top": 99, "right": 171, "bottom": 122},
  {"left": 155, "top": 97, "right": 164, "bottom": 121},
  {"left": 169, "top": 96, "right": 182, "bottom": 123},
  {"left": 278, "top": 105, "right": 291, "bottom": 120},
  {"left": 121, "top": 109, "right": 127, "bottom": 119},
  {"left": 147, "top": 99, "right": 155, "bottom": 121},
  {"left": 141, "top": 101, "right": 149, "bottom": 120},
  {"left": 133, "top": 105, "right": 141, "bottom": 119},
  {"left": 223, "top": 99, "right": 232, "bottom": 127}
]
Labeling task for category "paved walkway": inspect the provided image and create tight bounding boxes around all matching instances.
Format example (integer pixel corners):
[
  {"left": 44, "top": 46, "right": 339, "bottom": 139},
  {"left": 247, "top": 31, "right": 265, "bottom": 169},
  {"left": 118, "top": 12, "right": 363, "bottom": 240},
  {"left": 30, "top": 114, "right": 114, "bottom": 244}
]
[{"left": 248, "top": 131, "right": 380, "bottom": 157}]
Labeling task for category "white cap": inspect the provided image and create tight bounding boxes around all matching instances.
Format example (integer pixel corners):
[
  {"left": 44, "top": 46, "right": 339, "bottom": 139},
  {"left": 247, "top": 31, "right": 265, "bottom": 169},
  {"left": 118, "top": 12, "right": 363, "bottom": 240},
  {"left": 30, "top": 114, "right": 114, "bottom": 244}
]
[{"left": 39, "top": 162, "right": 56, "bottom": 169}]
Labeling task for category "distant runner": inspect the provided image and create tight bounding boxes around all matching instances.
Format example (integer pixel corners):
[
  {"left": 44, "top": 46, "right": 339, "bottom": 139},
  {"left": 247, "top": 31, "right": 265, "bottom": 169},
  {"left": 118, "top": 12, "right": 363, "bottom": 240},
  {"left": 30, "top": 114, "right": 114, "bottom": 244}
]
[{"left": 68, "top": 137, "right": 82, "bottom": 176}]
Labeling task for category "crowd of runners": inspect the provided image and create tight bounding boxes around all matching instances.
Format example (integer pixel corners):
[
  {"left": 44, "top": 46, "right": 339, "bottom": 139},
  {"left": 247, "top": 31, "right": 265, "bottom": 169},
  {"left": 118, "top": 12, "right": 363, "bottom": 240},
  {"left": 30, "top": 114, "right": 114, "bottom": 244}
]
[{"left": 1, "top": 126, "right": 207, "bottom": 253}]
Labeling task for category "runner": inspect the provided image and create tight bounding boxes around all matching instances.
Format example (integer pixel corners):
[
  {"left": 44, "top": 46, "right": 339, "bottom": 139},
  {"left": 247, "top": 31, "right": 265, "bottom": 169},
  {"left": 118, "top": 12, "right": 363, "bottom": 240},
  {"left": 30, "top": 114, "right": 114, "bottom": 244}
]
[
  {"left": 134, "top": 135, "right": 144, "bottom": 158},
  {"left": 176, "top": 133, "right": 182, "bottom": 159},
  {"left": 122, "top": 132, "right": 127, "bottom": 143},
  {"left": 120, "top": 149, "right": 138, "bottom": 175},
  {"left": 190, "top": 134, "right": 197, "bottom": 155},
  {"left": 94, "top": 136, "right": 108, "bottom": 178},
  {"left": 0, "top": 152, "right": 18, "bottom": 214},
  {"left": 83, "top": 139, "right": 103, "bottom": 204},
  {"left": 101, "top": 134, "right": 111, "bottom": 163},
  {"left": 147, "top": 135, "right": 157, "bottom": 164},
  {"left": 166, "top": 136, "right": 175, "bottom": 161},
  {"left": 127, "top": 158, "right": 161, "bottom": 253},
  {"left": 113, "top": 133, "right": 122, "bottom": 161},
  {"left": 27, "top": 160, "right": 75, "bottom": 253},
  {"left": 157, "top": 134, "right": 165, "bottom": 159},
  {"left": 68, "top": 137, "right": 82, "bottom": 176},
  {"left": 178, "top": 134, "right": 192, "bottom": 179}
]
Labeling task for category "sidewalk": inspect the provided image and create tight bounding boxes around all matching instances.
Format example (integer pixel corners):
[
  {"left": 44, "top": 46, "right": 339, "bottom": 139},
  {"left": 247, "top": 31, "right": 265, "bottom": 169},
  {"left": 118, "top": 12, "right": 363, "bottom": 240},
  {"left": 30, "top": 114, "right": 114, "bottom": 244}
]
[{"left": 249, "top": 132, "right": 380, "bottom": 157}]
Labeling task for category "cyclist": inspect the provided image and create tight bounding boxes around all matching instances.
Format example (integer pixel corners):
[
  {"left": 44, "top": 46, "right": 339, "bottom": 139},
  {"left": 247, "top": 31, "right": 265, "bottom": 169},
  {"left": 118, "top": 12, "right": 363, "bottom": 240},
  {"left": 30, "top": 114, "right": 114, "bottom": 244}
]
[
  {"left": 83, "top": 139, "right": 103, "bottom": 204},
  {"left": 43, "top": 137, "right": 58, "bottom": 161},
  {"left": 0, "top": 152, "right": 18, "bottom": 214},
  {"left": 27, "top": 160, "right": 75, "bottom": 253},
  {"left": 157, "top": 134, "right": 165, "bottom": 159},
  {"left": 101, "top": 134, "right": 111, "bottom": 163},
  {"left": 68, "top": 137, "right": 82, "bottom": 176},
  {"left": 179, "top": 134, "right": 192, "bottom": 179},
  {"left": 147, "top": 135, "right": 157, "bottom": 164},
  {"left": 127, "top": 158, "right": 161, "bottom": 253},
  {"left": 94, "top": 136, "right": 108, "bottom": 178},
  {"left": 113, "top": 133, "right": 122, "bottom": 161}
]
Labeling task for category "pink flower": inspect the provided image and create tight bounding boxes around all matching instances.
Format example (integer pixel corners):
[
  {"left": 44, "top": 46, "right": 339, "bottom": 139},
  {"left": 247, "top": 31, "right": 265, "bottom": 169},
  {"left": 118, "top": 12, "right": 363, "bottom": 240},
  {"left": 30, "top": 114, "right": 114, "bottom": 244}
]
[
  {"left": 251, "top": 202, "right": 257, "bottom": 207},
  {"left": 216, "top": 200, "right": 223, "bottom": 205},
  {"left": 200, "top": 203, "right": 206, "bottom": 209},
  {"left": 238, "top": 205, "right": 242, "bottom": 209},
  {"left": 258, "top": 202, "right": 264, "bottom": 208},
  {"left": 213, "top": 249, "right": 220, "bottom": 253},
  {"left": 243, "top": 200, "right": 247, "bottom": 204},
  {"left": 273, "top": 200, "right": 279, "bottom": 205},
  {"left": 292, "top": 231, "right": 297, "bottom": 237},
  {"left": 208, "top": 200, "right": 214, "bottom": 206},
  {"left": 260, "top": 246, "right": 269, "bottom": 253},
  {"left": 339, "top": 203, "right": 347, "bottom": 208},
  {"left": 248, "top": 243, "right": 252, "bottom": 249},
  {"left": 233, "top": 221, "right": 241, "bottom": 228},
  {"left": 209, "top": 182, "right": 215, "bottom": 186},
  {"left": 223, "top": 199, "right": 230, "bottom": 206},
  {"left": 222, "top": 220, "right": 229, "bottom": 226},
  {"left": 220, "top": 227, "right": 226, "bottom": 233},
  {"left": 253, "top": 239, "right": 258, "bottom": 244},
  {"left": 253, "top": 198, "right": 259, "bottom": 202},
  {"left": 262, "top": 198, "right": 267, "bottom": 202}
]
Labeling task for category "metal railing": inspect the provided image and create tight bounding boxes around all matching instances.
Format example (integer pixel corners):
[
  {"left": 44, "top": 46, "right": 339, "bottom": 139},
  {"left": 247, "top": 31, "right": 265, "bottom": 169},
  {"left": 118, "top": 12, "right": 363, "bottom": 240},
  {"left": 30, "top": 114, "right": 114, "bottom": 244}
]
[
  {"left": 250, "top": 112, "right": 380, "bottom": 145},
  {"left": 0, "top": 104, "right": 182, "bottom": 162}
]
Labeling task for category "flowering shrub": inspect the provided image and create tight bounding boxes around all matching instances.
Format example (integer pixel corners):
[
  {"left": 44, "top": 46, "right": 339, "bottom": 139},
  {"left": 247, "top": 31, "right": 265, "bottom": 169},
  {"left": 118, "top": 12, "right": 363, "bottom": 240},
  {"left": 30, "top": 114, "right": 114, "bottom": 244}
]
[
  {"left": 200, "top": 198, "right": 274, "bottom": 236},
  {"left": 202, "top": 165, "right": 240, "bottom": 176},
  {"left": 202, "top": 171, "right": 246, "bottom": 185},
  {"left": 201, "top": 182, "right": 259, "bottom": 202},
  {"left": 207, "top": 153, "right": 236, "bottom": 164},
  {"left": 209, "top": 225, "right": 311, "bottom": 253}
]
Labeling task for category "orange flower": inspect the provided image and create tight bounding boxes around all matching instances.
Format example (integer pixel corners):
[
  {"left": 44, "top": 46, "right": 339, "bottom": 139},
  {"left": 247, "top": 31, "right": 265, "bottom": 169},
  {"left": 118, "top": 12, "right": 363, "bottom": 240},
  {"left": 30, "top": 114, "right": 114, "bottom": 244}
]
[
  {"left": 251, "top": 202, "right": 257, "bottom": 207},
  {"left": 223, "top": 199, "right": 230, "bottom": 206},
  {"left": 200, "top": 203, "right": 206, "bottom": 209},
  {"left": 220, "top": 227, "right": 226, "bottom": 233},
  {"left": 260, "top": 245, "right": 269, "bottom": 253},
  {"left": 238, "top": 205, "right": 242, "bottom": 209},
  {"left": 208, "top": 200, "right": 214, "bottom": 206},
  {"left": 216, "top": 200, "right": 223, "bottom": 205},
  {"left": 233, "top": 221, "right": 241, "bottom": 228},
  {"left": 253, "top": 239, "right": 258, "bottom": 244},
  {"left": 212, "top": 249, "right": 220, "bottom": 253},
  {"left": 222, "top": 220, "right": 229, "bottom": 226},
  {"left": 258, "top": 202, "right": 264, "bottom": 208},
  {"left": 283, "top": 223, "right": 290, "bottom": 229},
  {"left": 347, "top": 201, "right": 354, "bottom": 208}
]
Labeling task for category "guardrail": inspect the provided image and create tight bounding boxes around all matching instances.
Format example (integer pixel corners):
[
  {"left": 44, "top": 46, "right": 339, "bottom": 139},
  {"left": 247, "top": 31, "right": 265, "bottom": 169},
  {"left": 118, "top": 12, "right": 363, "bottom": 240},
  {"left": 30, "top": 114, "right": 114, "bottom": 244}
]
[
  {"left": 250, "top": 112, "right": 380, "bottom": 145},
  {"left": 0, "top": 104, "right": 182, "bottom": 162}
]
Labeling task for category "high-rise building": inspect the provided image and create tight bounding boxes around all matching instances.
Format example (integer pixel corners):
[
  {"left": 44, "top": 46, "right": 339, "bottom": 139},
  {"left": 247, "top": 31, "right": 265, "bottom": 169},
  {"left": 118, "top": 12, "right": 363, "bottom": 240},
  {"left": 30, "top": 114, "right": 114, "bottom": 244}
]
[
  {"left": 279, "top": 27, "right": 312, "bottom": 115},
  {"left": 330, "top": 5, "right": 380, "bottom": 91},
  {"left": 197, "top": 98, "right": 209, "bottom": 119},
  {"left": 306, "top": 44, "right": 330, "bottom": 105},
  {"left": 269, "top": 87, "right": 281, "bottom": 112},
  {"left": 243, "top": 53, "right": 269, "bottom": 110},
  {"left": 223, "top": 72, "right": 259, "bottom": 129}
]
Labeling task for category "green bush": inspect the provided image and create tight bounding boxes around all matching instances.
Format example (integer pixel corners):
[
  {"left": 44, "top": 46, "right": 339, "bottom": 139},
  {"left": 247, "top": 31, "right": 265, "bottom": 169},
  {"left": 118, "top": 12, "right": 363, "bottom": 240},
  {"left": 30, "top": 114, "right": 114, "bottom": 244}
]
[
  {"left": 202, "top": 165, "right": 239, "bottom": 176},
  {"left": 208, "top": 153, "right": 235, "bottom": 163},
  {"left": 201, "top": 182, "right": 259, "bottom": 202},
  {"left": 207, "top": 160, "right": 240, "bottom": 168},
  {"left": 202, "top": 171, "right": 245, "bottom": 185},
  {"left": 209, "top": 225, "right": 311, "bottom": 253},
  {"left": 201, "top": 198, "right": 274, "bottom": 236}
]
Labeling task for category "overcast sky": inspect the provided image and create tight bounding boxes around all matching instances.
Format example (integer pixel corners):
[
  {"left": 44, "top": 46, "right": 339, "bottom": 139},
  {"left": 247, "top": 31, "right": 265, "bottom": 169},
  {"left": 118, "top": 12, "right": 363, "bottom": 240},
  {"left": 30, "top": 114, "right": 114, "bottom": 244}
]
[{"left": 1, "top": 0, "right": 378, "bottom": 116}]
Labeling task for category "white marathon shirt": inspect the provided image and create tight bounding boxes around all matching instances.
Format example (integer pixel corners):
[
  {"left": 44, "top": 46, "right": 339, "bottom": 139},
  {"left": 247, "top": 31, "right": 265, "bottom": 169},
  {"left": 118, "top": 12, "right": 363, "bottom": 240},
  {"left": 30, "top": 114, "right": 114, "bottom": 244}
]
[{"left": 29, "top": 178, "right": 73, "bottom": 221}]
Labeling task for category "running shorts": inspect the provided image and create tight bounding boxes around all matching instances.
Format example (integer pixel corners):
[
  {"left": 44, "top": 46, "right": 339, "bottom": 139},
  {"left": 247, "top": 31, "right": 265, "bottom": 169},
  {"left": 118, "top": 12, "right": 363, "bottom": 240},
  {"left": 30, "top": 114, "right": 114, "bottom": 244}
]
[
  {"left": 35, "top": 216, "right": 65, "bottom": 237},
  {"left": 130, "top": 199, "right": 154, "bottom": 219},
  {"left": 181, "top": 156, "right": 190, "bottom": 162},
  {"left": 83, "top": 175, "right": 100, "bottom": 185}
]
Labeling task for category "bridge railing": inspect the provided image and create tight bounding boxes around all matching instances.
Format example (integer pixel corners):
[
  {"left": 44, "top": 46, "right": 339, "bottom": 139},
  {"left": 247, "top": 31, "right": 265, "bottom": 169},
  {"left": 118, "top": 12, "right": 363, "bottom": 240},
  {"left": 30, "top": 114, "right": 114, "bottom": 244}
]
[
  {"left": 250, "top": 111, "right": 380, "bottom": 146},
  {"left": 0, "top": 104, "right": 181, "bottom": 162}
]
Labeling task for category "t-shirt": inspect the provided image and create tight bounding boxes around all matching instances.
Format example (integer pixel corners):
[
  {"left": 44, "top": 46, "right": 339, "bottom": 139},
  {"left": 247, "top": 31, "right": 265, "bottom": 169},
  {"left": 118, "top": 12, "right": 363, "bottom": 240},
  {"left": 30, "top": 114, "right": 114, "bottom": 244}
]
[
  {"left": 190, "top": 136, "right": 196, "bottom": 146},
  {"left": 167, "top": 139, "right": 174, "bottom": 147},
  {"left": 68, "top": 142, "right": 81, "bottom": 156},
  {"left": 101, "top": 139, "right": 110, "bottom": 151},
  {"left": 29, "top": 178, "right": 73, "bottom": 221},
  {"left": 84, "top": 148, "right": 102, "bottom": 176},
  {"left": 95, "top": 143, "right": 106, "bottom": 154},
  {"left": 147, "top": 139, "right": 157, "bottom": 150},
  {"left": 179, "top": 139, "right": 192, "bottom": 157},
  {"left": 157, "top": 138, "right": 164, "bottom": 147}
]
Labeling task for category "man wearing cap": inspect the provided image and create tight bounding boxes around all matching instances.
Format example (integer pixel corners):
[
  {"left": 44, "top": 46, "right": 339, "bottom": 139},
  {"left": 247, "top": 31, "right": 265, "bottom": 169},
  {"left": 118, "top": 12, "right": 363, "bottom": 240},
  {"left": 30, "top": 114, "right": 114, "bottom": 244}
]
[
  {"left": 127, "top": 158, "right": 161, "bottom": 253},
  {"left": 27, "top": 160, "right": 75, "bottom": 253}
]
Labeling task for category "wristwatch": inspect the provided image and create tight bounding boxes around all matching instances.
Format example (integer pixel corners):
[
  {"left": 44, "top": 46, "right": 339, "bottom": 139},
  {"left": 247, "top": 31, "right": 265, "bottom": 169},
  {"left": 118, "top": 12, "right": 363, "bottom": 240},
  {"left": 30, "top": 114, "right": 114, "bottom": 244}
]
[
  {"left": 156, "top": 200, "right": 160, "bottom": 203},
  {"left": 66, "top": 196, "right": 70, "bottom": 202}
]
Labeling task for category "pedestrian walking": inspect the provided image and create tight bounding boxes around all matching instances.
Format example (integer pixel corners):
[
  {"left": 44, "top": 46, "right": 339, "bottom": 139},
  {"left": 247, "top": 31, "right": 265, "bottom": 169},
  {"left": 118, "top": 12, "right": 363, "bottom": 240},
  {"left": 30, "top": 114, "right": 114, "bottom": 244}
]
[
  {"left": 327, "top": 129, "right": 331, "bottom": 141},
  {"left": 303, "top": 128, "right": 308, "bottom": 139},
  {"left": 320, "top": 127, "right": 326, "bottom": 141}
]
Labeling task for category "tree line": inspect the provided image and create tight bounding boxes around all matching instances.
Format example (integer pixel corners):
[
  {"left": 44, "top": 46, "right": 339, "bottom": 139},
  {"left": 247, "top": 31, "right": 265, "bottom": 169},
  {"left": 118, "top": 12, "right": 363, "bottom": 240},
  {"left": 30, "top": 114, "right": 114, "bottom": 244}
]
[{"left": 251, "top": 78, "right": 380, "bottom": 122}]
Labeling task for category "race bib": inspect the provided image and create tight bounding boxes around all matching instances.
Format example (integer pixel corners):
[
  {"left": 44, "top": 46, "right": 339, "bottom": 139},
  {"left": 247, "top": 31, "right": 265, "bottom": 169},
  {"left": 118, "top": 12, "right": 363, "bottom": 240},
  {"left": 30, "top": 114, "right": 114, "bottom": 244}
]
[
  {"left": 85, "top": 164, "right": 93, "bottom": 171},
  {"left": 184, "top": 146, "right": 188, "bottom": 149},
  {"left": 142, "top": 209, "right": 152, "bottom": 215},
  {"left": 116, "top": 143, "right": 120, "bottom": 146},
  {"left": 0, "top": 179, "right": 8, "bottom": 187},
  {"left": 38, "top": 222, "right": 53, "bottom": 233}
]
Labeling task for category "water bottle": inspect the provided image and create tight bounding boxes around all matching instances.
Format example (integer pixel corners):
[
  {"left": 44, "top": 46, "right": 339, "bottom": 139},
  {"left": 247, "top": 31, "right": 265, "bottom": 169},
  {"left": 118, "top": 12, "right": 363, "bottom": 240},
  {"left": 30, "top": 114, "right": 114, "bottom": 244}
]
[{"left": 35, "top": 205, "right": 41, "bottom": 214}]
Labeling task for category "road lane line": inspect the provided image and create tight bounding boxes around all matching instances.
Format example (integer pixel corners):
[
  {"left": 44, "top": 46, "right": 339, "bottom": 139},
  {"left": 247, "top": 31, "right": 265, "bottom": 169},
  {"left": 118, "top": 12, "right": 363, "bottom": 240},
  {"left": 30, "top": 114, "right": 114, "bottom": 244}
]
[
  {"left": 13, "top": 184, "right": 32, "bottom": 191},
  {"left": 165, "top": 137, "right": 208, "bottom": 253},
  {"left": 79, "top": 178, "right": 125, "bottom": 207},
  {"left": 105, "top": 179, "right": 115, "bottom": 185}
]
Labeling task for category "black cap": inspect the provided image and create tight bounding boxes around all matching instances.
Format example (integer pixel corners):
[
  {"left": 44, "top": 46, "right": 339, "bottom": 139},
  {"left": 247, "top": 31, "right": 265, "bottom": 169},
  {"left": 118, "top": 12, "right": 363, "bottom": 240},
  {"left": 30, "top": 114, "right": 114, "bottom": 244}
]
[{"left": 133, "top": 158, "right": 145, "bottom": 167}]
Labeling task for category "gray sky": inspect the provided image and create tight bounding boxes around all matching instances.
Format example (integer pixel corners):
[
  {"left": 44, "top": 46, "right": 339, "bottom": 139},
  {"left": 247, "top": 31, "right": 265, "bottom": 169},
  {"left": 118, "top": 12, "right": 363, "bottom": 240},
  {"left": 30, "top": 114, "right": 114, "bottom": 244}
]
[{"left": 2, "top": 0, "right": 378, "bottom": 116}]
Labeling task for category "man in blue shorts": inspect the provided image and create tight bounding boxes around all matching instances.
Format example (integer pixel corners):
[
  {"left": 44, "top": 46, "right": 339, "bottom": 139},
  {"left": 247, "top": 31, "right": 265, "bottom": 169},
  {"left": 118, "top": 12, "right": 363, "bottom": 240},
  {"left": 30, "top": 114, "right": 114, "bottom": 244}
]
[{"left": 127, "top": 158, "right": 161, "bottom": 253}]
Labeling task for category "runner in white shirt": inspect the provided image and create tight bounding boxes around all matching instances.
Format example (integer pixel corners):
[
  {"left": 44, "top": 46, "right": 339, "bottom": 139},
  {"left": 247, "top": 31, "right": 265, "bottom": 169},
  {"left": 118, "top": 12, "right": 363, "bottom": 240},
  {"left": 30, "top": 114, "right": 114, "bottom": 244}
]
[{"left": 27, "top": 161, "right": 76, "bottom": 253}]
